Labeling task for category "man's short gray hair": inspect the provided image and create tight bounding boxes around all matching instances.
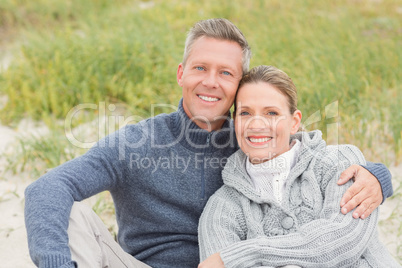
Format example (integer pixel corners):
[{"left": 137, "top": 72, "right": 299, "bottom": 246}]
[{"left": 183, "top": 18, "right": 251, "bottom": 74}]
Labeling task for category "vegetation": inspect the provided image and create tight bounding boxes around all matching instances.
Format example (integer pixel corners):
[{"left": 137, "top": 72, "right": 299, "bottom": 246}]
[{"left": 0, "top": 0, "right": 401, "bottom": 164}]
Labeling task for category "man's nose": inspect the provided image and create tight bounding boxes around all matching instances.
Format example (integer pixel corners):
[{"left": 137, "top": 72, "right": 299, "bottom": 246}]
[{"left": 202, "top": 72, "right": 218, "bottom": 89}]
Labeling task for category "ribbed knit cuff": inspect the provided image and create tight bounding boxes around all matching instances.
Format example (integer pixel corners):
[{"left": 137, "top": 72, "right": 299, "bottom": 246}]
[
  {"left": 220, "top": 239, "right": 260, "bottom": 268},
  {"left": 60, "top": 261, "right": 77, "bottom": 268},
  {"left": 40, "top": 254, "right": 77, "bottom": 268},
  {"left": 361, "top": 162, "right": 393, "bottom": 204}
]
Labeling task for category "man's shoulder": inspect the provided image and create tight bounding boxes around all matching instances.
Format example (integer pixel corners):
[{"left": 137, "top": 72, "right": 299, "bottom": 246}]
[
  {"left": 108, "top": 112, "right": 173, "bottom": 139},
  {"left": 123, "top": 111, "right": 172, "bottom": 129}
]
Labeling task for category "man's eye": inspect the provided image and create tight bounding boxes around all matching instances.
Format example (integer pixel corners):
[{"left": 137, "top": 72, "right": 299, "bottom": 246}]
[
  {"left": 222, "top": 71, "right": 231, "bottom": 76},
  {"left": 196, "top": 66, "right": 205, "bottom": 71}
]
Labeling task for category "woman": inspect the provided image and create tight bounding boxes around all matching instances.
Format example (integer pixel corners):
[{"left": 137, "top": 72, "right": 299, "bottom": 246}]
[{"left": 198, "top": 65, "right": 399, "bottom": 268}]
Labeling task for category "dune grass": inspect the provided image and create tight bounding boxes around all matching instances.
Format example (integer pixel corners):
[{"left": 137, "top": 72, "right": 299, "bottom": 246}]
[{"left": 1, "top": 0, "right": 400, "bottom": 163}]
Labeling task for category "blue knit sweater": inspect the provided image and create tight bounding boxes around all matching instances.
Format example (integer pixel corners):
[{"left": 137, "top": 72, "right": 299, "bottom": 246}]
[{"left": 24, "top": 100, "right": 393, "bottom": 268}]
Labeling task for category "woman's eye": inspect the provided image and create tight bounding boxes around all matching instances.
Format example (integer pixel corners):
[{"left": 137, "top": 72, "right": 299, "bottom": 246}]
[
  {"left": 195, "top": 66, "right": 205, "bottom": 71},
  {"left": 239, "top": 111, "right": 249, "bottom": 116},
  {"left": 268, "top": 111, "right": 278, "bottom": 116}
]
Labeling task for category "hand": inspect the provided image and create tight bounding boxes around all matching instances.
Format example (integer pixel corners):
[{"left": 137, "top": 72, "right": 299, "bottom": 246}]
[
  {"left": 198, "top": 253, "right": 225, "bottom": 268},
  {"left": 337, "top": 164, "right": 382, "bottom": 219}
]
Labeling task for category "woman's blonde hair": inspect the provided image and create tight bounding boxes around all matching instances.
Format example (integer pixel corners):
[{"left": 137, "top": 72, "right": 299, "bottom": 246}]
[{"left": 234, "top": 65, "right": 298, "bottom": 115}]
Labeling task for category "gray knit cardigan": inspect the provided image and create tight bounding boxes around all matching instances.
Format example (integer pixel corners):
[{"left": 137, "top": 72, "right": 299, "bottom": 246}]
[{"left": 198, "top": 130, "right": 399, "bottom": 268}]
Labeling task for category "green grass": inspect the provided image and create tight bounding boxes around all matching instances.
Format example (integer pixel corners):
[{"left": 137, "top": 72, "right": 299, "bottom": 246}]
[
  {"left": 2, "top": 130, "right": 85, "bottom": 177},
  {"left": 0, "top": 0, "right": 400, "bottom": 162}
]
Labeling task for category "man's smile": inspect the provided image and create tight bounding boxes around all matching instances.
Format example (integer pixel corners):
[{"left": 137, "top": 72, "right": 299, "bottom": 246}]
[{"left": 197, "top": 94, "right": 220, "bottom": 102}]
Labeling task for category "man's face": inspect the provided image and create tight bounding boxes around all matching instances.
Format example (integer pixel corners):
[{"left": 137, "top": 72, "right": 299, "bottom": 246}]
[{"left": 177, "top": 36, "right": 243, "bottom": 131}]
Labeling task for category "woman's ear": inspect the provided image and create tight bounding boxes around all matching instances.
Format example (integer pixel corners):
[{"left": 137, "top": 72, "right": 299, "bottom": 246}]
[{"left": 291, "top": 109, "right": 302, "bottom": 134}]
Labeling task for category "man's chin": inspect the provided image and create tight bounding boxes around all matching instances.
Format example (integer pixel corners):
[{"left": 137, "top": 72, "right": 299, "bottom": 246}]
[{"left": 191, "top": 114, "right": 229, "bottom": 130}]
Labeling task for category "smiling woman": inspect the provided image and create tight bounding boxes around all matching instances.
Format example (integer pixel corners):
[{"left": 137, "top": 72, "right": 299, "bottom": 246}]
[
  {"left": 198, "top": 65, "right": 400, "bottom": 268},
  {"left": 234, "top": 84, "right": 301, "bottom": 164},
  {"left": 233, "top": 66, "right": 302, "bottom": 164}
]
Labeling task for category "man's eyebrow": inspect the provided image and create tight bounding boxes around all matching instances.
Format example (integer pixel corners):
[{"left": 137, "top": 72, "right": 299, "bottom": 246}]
[{"left": 219, "top": 64, "right": 241, "bottom": 73}]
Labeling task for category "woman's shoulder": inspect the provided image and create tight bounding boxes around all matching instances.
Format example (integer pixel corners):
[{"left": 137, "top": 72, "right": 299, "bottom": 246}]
[
  {"left": 208, "top": 184, "right": 245, "bottom": 205},
  {"left": 320, "top": 144, "right": 366, "bottom": 167}
]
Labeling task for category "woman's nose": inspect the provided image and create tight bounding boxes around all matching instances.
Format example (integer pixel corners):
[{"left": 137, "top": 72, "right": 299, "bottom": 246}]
[{"left": 248, "top": 116, "right": 269, "bottom": 130}]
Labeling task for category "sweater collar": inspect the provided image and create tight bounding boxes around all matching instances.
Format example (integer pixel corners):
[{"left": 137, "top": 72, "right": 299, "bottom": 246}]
[
  {"left": 170, "top": 99, "right": 237, "bottom": 152},
  {"left": 245, "top": 140, "right": 301, "bottom": 203},
  {"left": 222, "top": 130, "right": 326, "bottom": 203},
  {"left": 246, "top": 139, "right": 301, "bottom": 177}
]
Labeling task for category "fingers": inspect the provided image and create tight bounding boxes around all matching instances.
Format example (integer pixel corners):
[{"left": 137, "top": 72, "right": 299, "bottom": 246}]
[
  {"left": 337, "top": 164, "right": 360, "bottom": 185},
  {"left": 357, "top": 199, "right": 380, "bottom": 220},
  {"left": 339, "top": 164, "right": 384, "bottom": 219},
  {"left": 353, "top": 184, "right": 382, "bottom": 219},
  {"left": 340, "top": 178, "right": 363, "bottom": 208},
  {"left": 340, "top": 180, "right": 382, "bottom": 219},
  {"left": 342, "top": 194, "right": 380, "bottom": 219},
  {"left": 340, "top": 182, "right": 364, "bottom": 217}
]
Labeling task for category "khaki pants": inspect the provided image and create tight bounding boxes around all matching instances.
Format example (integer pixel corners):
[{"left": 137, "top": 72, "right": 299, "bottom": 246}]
[
  {"left": 68, "top": 202, "right": 301, "bottom": 268},
  {"left": 68, "top": 202, "right": 151, "bottom": 268}
]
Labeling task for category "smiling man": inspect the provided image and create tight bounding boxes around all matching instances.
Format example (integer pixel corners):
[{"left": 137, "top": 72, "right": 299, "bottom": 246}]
[
  {"left": 178, "top": 36, "right": 244, "bottom": 131},
  {"left": 24, "top": 18, "right": 393, "bottom": 268}
]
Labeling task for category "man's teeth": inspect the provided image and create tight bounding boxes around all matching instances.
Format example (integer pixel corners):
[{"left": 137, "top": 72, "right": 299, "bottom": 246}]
[
  {"left": 248, "top": 137, "right": 272, "bottom": 143},
  {"left": 198, "top": 95, "right": 219, "bottom": 102}
]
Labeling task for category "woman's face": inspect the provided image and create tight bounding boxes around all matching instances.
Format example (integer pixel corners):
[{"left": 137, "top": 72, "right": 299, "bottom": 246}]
[{"left": 234, "top": 82, "right": 302, "bottom": 164}]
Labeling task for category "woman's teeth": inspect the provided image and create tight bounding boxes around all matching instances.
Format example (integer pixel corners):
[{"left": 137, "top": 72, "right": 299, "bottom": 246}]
[{"left": 248, "top": 137, "right": 272, "bottom": 143}]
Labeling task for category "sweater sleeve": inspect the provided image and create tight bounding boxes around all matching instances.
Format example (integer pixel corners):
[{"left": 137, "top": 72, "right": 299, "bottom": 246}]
[
  {"left": 24, "top": 126, "right": 141, "bottom": 267},
  {"left": 361, "top": 162, "right": 393, "bottom": 203},
  {"left": 218, "top": 145, "right": 380, "bottom": 268},
  {"left": 198, "top": 188, "right": 246, "bottom": 262}
]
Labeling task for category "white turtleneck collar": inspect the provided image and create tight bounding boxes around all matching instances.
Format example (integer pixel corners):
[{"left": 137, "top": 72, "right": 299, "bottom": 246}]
[{"left": 246, "top": 139, "right": 301, "bottom": 203}]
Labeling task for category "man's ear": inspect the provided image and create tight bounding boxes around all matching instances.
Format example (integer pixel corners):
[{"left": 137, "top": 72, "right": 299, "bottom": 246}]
[
  {"left": 177, "top": 63, "right": 184, "bottom": 87},
  {"left": 291, "top": 109, "right": 302, "bottom": 134}
]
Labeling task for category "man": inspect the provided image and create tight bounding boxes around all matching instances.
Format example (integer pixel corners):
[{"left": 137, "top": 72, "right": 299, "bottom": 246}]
[{"left": 25, "top": 18, "right": 392, "bottom": 268}]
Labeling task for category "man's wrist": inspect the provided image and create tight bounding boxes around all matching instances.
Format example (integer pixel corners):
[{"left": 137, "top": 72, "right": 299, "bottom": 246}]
[{"left": 361, "top": 162, "right": 393, "bottom": 203}]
